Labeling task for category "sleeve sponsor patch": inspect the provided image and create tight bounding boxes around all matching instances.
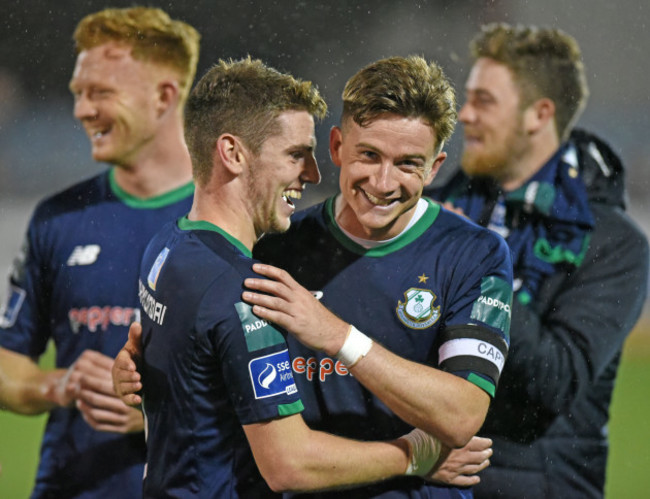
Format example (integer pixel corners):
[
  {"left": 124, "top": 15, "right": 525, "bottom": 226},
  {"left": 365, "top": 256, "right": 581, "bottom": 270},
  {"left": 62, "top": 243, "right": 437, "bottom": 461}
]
[
  {"left": 147, "top": 247, "right": 169, "bottom": 291},
  {"left": 248, "top": 349, "right": 298, "bottom": 400},
  {"left": 235, "top": 302, "right": 284, "bottom": 352},
  {"left": 0, "top": 284, "right": 26, "bottom": 328},
  {"left": 470, "top": 276, "right": 512, "bottom": 338}
]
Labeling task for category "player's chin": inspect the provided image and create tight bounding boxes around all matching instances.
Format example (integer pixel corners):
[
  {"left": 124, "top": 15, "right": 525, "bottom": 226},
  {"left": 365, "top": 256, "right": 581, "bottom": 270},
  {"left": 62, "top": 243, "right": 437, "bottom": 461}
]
[
  {"left": 90, "top": 147, "right": 117, "bottom": 164},
  {"left": 266, "top": 216, "right": 292, "bottom": 236}
]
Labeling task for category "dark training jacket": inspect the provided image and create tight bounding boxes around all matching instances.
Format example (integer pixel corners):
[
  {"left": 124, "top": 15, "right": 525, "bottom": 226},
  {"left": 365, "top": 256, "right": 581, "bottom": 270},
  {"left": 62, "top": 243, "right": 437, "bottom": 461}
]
[{"left": 429, "top": 129, "right": 649, "bottom": 498}]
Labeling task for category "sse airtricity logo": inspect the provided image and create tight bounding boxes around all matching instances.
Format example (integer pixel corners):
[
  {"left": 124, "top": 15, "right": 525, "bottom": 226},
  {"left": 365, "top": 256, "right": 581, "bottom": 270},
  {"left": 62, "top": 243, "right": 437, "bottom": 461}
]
[
  {"left": 258, "top": 363, "right": 277, "bottom": 388},
  {"left": 249, "top": 349, "right": 297, "bottom": 399}
]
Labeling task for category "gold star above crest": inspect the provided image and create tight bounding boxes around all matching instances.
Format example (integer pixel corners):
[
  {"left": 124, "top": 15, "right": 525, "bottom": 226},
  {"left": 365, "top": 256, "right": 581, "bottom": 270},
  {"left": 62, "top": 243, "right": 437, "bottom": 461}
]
[{"left": 418, "top": 274, "right": 429, "bottom": 284}]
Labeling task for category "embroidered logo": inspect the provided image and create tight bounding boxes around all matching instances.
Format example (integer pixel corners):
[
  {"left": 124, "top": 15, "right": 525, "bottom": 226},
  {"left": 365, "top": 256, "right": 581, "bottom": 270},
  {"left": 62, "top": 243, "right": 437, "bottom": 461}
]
[
  {"left": 396, "top": 287, "right": 440, "bottom": 330},
  {"left": 67, "top": 245, "right": 101, "bottom": 266}
]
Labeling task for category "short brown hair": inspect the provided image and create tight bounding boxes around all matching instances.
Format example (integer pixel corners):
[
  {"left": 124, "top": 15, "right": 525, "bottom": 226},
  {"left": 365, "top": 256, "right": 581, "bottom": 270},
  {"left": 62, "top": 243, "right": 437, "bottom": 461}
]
[
  {"left": 470, "top": 23, "right": 589, "bottom": 140},
  {"left": 341, "top": 56, "right": 457, "bottom": 152},
  {"left": 74, "top": 7, "right": 200, "bottom": 103},
  {"left": 185, "top": 57, "right": 327, "bottom": 186}
]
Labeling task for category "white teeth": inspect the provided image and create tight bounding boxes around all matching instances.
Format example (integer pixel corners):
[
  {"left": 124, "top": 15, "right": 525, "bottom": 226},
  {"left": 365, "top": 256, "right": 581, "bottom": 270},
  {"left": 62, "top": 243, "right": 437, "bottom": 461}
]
[
  {"left": 93, "top": 131, "right": 104, "bottom": 139},
  {"left": 282, "top": 189, "right": 302, "bottom": 201},
  {"left": 365, "top": 191, "right": 393, "bottom": 206}
]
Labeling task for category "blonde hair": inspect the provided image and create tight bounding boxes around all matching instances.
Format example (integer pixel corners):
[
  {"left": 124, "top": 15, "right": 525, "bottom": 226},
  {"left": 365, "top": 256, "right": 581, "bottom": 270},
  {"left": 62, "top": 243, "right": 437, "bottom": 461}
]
[
  {"left": 185, "top": 57, "right": 327, "bottom": 186},
  {"left": 470, "top": 23, "right": 589, "bottom": 140},
  {"left": 74, "top": 7, "right": 200, "bottom": 103},
  {"left": 342, "top": 56, "right": 457, "bottom": 152}
]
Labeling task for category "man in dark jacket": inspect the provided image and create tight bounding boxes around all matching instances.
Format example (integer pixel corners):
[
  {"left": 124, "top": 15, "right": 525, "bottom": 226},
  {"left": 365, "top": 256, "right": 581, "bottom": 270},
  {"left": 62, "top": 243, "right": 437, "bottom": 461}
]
[{"left": 428, "top": 23, "right": 649, "bottom": 498}]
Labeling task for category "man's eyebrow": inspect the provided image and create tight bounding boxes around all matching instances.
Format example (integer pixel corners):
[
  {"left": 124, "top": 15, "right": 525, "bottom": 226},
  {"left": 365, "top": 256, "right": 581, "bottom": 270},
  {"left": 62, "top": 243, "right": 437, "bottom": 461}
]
[
  {"left": 468, "top": 88, "right": 496, "bottom": 100},
  {"left": 288, "top": 141, "right": 316, "bottom": 153}
]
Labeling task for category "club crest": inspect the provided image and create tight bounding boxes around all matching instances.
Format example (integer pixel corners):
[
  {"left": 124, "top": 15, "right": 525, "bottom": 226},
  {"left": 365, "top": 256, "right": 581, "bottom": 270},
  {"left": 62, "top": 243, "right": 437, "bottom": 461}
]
[{"left": 396, "top": 288, "right": 440, "bottom": 329}]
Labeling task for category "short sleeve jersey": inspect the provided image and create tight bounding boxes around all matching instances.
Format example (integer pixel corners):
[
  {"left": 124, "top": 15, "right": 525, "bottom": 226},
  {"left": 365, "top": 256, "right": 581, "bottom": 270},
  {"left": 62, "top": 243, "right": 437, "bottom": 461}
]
[
  {"left": 139, "top": 217, "right": 303, "bottom": 499},
  {"left": 0, "top": 169, "right": 194, "bottom": 498},
  {"left": 255, "top": 197, "right": 513, "bottom": 499}
]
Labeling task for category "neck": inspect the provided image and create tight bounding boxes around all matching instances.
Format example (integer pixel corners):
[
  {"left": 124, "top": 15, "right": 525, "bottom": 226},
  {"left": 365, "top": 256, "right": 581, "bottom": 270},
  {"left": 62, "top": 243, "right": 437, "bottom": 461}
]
[
  {"left": 112, "top": 114, "right": 193, "bottom": 198},
  {"left": 499, "top": 129, "right": 560, "bottom": 192},
  {"left": 187, "top": 179, "right": 257, "bottom": 252}
]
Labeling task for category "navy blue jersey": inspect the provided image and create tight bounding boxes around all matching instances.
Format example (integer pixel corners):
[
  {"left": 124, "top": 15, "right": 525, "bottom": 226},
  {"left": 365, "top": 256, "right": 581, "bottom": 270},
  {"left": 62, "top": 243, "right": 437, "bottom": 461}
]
[
  {"left": 255, "top": 197, "right": 513, "bottom": 499},
  {"left": 0, "top": 169, "right": 193, "bottom": 498},
  {"left": 139, "top": 217, "right": 303, "bottom": 498}
]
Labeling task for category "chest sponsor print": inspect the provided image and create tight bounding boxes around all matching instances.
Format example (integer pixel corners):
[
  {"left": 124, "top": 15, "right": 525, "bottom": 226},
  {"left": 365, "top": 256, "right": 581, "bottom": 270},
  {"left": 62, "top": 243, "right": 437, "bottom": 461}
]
[{"left": 396, "top": 287, "right": 441, "bottom": 330}]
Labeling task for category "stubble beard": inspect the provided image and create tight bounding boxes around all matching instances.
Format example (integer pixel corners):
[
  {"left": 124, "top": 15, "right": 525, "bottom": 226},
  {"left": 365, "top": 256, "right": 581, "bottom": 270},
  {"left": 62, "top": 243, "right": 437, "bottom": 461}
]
[{"left": 461, "top": 120, "right": 528, "bottom": 182}]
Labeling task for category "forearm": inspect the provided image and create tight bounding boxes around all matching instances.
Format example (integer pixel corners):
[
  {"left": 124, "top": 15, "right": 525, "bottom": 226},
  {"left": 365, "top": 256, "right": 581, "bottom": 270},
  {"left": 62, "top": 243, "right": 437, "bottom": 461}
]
[
  {"left": 348, "top": 341, "right": 489, "bottom": 448},
  {"left": 245, "top": 415, "right": 411, "bottom": 492},
  {"left": 0, "top": 354, "right": 66, "bottom": 414},
  {"left": 278, "top": 433, "right": 410, "bottom": 492}
]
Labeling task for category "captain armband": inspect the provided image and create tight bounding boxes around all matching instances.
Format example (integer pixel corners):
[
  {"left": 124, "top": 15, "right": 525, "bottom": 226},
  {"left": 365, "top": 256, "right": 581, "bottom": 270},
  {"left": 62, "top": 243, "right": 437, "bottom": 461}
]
[{"left": 335, "top": 325, "right": 373, "bottom": 368}]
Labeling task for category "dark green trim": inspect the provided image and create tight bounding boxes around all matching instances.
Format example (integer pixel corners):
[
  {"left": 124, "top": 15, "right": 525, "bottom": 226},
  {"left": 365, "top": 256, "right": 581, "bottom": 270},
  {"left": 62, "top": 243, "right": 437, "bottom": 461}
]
[
  {"left": 533, "top": 233, "right": 591, "bottom": 266},
  {"left": 278, "top": 399, "right": 304, "bottom": 416},
  {"left": 467, "top": 373, "right": 496, "bottom": 397},
  {"left": 177, "top": 216, "right": 252, "bottom": 257},
  {"left": 324, "top": 196, "right": 440, "bottom": 257},
  {"left": 108, "top": 168, "right": 194, "bottom": 209},
  {"left": 507, "top": 181, "right": 556, "bottom": 216}
]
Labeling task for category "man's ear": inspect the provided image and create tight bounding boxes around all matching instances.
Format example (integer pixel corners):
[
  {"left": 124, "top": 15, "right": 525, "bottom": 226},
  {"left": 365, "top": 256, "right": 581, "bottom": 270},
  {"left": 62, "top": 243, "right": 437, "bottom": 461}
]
[
  {"left": 215, "top": 134, "right": 246, "bottom": 176},
  {"left": 524, "top": 97, "right": 556, "bottom": 135},
  {"left": 155, "top": 80, "right": 180, "bottom": 117},
  {"left": 425, "top": 151, "right": 447, "bottom": 186},
  {"left": 329, "top": 126, "right": 343, "bottom": 168}
]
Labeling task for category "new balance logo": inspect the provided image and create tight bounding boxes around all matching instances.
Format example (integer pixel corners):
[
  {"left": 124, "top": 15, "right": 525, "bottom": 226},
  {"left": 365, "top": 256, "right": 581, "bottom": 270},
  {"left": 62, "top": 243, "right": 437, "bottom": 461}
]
[{"left": 67, "top": 245, "right": 101, "bottom": 266}]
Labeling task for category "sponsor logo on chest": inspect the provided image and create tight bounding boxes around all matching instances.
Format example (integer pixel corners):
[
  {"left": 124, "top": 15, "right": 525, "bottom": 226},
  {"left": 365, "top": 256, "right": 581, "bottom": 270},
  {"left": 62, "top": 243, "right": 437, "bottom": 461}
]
[
  {"left": 67, "top": 245, "right": 101, "bottom": 266},
  {"left": 69, "top": 306, "right": 140, "bottom": 333}
]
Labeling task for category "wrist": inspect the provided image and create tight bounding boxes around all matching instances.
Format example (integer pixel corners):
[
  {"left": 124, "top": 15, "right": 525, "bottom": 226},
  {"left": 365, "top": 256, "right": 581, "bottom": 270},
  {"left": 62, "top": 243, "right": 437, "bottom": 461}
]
[
  {"left": 42, "top": 369, "right": 71, "bottom": 407},
  {"left": 335, "top": 325, "right": 373, "bottom": 368}
]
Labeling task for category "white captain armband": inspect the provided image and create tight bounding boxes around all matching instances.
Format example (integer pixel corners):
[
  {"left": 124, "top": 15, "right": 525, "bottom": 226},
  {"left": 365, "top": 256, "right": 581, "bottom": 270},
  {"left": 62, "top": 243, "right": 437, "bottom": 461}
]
[{"left": 335, "top": 325, "right": 373, "bottom": 368}]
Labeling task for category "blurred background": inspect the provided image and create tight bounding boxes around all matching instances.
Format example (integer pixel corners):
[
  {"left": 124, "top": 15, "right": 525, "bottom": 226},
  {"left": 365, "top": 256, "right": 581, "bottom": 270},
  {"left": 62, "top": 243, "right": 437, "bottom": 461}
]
[{"left": 1, "top": 0, "right": 648, "bottom": 496}]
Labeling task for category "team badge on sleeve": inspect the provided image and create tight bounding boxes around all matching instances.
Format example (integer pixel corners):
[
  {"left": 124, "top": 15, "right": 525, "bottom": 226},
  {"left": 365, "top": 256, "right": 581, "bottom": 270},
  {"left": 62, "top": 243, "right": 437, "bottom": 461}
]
[
  {"left": 147, "top": 247, "right": 170, "bottom": 291},
  {"left": 249, "top": 349, "right": 297, "bottom": 399},
  {"left": 0, "top": 284, "right": 26, "bottom": 328},
  {"left": 396, "top": 288, "right": 441, "bottom": 329}
]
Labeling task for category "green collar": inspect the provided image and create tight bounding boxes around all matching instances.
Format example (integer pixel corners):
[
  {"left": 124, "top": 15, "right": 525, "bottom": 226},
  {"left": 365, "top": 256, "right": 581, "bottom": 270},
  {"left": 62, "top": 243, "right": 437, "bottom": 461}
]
[
  {"left": 177, "top": 216, "right": 252, "bottom": 258},
  {"left": 108, "top": 168, "right": 195, "bottom": 209},
  {"left": 324, "top": 196, "right": 440, "bottom": 257}
]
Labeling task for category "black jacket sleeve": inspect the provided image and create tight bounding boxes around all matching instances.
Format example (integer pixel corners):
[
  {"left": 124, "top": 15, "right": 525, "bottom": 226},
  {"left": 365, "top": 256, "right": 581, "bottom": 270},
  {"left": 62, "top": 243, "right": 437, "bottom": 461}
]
[{"left": 505, "top": 203, "right": 647, "bottom": 415}]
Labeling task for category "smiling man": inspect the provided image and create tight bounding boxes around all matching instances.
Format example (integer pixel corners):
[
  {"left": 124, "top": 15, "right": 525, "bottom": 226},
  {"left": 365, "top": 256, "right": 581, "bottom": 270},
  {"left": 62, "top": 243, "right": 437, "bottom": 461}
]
[
  {"left": 429, "top": 23, "right": 649, "bottom": 498},
  {"left": 0, "top": 7, "right": 199, "bottom": 498},
  {"left": 242, "top": 56, "right": 514, "bottom": 498},
  {"left": 128, "top": 57, "right": 452, "bottom": 498}
]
